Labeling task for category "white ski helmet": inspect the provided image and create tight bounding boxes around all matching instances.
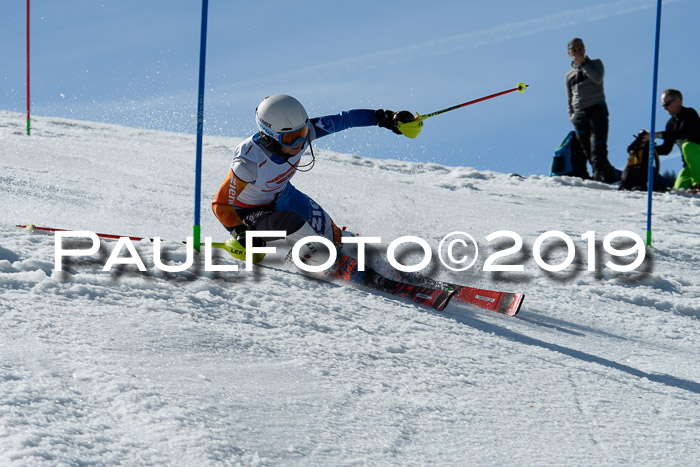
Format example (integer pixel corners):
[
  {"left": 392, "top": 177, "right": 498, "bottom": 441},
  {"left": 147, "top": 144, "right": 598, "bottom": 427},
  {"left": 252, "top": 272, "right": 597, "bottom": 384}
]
[{"left": 255, "top": 94, "right": 310, "bottom": 148}]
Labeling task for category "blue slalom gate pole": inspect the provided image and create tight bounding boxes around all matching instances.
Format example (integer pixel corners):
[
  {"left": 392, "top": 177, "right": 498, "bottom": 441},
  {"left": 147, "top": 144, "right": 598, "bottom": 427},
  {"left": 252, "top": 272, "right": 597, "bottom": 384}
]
[
  {"left": 193, "top": 0, "right": 209, "bottom": 251},
  {"left": 26, "top": 0, "right": 31, "bottom": 135},
  {"left": 646, "top": 0, "right": 662, "bottom": 247}
]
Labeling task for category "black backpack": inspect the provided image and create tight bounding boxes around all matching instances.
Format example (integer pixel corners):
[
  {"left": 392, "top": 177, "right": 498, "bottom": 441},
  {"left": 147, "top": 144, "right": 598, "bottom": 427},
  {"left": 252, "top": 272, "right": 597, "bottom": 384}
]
[{"left": 619, "top": 131, "right": 665, "bottom": 191}]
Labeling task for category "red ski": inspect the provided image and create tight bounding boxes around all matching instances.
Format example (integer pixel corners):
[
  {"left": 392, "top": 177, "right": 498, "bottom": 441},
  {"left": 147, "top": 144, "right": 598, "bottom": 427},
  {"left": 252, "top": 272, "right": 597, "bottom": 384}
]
[
  {"left": 378, "top": 266, "right": 525, "bottom": 316},
  {"left": 448, "top": 284, "right": 524, "bottom": 316},
  {"left": 325, "top": 253, "right": 455, "bottom": 311},
  {"left": 367, "top": 274, "right": 455, "bottom": 312}
]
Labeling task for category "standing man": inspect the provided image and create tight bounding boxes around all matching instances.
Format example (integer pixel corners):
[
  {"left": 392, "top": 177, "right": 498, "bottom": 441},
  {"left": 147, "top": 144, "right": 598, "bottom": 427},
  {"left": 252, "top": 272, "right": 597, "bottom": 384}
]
[
  {"left": 647, "top": 89, "right": 700, "bottom": 189},
  {"left": 565, "top": 38, "right": 616, "bottom": 183}
]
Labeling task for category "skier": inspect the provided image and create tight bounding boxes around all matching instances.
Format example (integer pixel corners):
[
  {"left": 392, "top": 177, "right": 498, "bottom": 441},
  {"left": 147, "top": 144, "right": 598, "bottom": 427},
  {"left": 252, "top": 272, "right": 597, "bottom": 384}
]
[{"left": 212, "top": 94, "right": 414, "bottom": 277}]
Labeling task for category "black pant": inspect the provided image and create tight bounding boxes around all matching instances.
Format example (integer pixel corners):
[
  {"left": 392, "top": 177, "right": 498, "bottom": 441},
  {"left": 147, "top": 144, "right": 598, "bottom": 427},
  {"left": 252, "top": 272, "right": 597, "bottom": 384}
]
[
  {"left": 572, "top": 103, "right": 613, "bottom": 180},
  {"left": 227, "top": 206, "right": 305, "bottom": 242}
]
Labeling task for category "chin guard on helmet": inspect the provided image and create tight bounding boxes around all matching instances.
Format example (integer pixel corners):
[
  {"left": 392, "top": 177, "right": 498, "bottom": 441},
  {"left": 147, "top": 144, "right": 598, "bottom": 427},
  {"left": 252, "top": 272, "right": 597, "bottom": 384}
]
[
  {"left": 258, "top": 132, "right": 284, "bottom": 156},
  {"left": 255, "top": 132, "right": 317, "bottom": 172}
]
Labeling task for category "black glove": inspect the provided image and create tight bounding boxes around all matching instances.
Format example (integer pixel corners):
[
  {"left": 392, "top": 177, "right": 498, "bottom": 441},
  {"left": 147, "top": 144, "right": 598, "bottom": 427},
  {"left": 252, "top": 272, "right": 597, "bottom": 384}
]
[
  {"left": 232, "top": 225, "right": 266, "bottom": 248},
  {"left": 375, "top": 109, "right": 415, "bottom": 135}
]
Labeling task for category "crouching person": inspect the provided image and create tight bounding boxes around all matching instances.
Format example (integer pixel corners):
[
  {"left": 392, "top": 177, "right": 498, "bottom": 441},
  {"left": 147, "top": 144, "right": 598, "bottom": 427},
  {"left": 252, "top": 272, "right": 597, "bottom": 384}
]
[{"left": 645, "top": 89, "right": 700, "bottom": 189}]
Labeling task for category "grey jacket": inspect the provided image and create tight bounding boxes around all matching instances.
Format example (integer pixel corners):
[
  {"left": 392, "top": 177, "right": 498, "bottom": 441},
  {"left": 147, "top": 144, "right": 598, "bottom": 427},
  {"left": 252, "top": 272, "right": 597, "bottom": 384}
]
[{"left": 565, "top": 57, "right": 606, "bottom": 119}]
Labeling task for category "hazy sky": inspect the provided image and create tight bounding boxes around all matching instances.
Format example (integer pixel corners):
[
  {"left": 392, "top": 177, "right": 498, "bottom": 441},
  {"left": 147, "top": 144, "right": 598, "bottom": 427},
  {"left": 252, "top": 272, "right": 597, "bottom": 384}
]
[{"left": 2, "top": 0, "right": 697, "bottom": 176}]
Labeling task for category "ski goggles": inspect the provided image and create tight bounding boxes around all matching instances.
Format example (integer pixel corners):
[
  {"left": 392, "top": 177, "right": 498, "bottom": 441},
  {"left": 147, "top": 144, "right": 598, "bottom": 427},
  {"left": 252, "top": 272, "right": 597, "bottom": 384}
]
[{"left": 276, "top": 124, "right": 310, "bottom": 148}]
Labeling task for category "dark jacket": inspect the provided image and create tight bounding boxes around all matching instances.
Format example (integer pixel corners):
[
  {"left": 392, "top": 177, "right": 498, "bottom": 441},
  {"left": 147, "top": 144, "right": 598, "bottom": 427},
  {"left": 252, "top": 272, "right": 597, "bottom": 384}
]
[
  {"left": 565, "top": 57, "right": 606, "bottom": 120},
  {"left": 656, "top": 106, "right": 700, "bottom": 161}
]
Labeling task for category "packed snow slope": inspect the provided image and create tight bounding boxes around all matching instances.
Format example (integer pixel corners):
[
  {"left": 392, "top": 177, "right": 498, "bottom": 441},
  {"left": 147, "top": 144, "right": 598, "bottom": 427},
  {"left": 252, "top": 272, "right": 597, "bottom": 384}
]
[{"left": 1, "top": 111, "right": 699, "bottom": 466}]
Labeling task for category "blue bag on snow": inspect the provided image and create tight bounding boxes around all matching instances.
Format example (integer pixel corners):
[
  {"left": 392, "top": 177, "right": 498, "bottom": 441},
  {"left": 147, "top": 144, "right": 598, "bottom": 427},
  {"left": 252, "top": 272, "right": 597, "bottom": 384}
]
[{"left": 550, "top": 131, "right": 577, "bottom": 176}]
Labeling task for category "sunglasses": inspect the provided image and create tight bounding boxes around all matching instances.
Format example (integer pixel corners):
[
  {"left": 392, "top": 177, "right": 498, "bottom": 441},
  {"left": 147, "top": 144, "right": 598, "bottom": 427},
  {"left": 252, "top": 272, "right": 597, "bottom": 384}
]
[
  {"left": 278, "top": 124, "right": 310, "bottom": 147},
  {"left": 662, "top": 98, "right": 677, "bottom": 108}
]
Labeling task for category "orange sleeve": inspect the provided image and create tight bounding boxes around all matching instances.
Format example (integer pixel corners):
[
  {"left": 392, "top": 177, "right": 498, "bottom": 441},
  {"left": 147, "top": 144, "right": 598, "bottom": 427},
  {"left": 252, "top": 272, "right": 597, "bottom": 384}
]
[{"left": 212, "top": 169, "right": 248, "bottom": 229}]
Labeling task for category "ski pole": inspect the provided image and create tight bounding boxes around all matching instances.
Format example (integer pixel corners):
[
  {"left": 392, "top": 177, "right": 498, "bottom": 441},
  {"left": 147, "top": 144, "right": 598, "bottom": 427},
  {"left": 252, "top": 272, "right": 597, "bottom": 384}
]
[
  {"left": 397, "top": 82, "right": 528, "bottom": 138},
  {"left": 18, "top": 224, "right": 265, "bottom": 263}
]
